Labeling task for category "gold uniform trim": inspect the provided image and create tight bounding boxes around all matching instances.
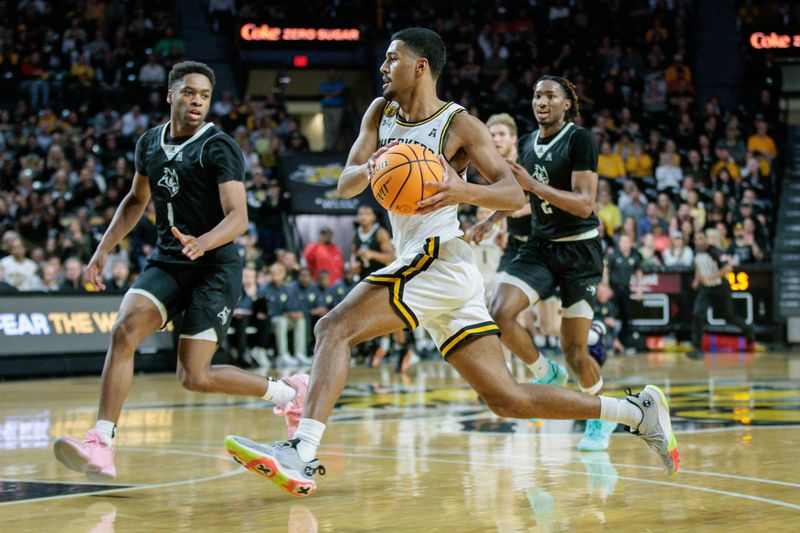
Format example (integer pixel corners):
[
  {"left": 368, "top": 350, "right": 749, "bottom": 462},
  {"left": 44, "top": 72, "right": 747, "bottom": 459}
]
[
  {"left": 440, "top": 321, "right": 501, "bottom": 358},
  {"left": 364, "top": 237, "right": 440, "bottom": 330},
  {"left": 395, "top": 102, "right": 454, "bottom": 127}
]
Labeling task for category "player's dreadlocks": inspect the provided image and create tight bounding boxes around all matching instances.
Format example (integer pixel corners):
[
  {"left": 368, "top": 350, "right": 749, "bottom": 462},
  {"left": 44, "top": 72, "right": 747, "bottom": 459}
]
[{"left": 536, "top": 75, "right": 580, "bottom": 122}]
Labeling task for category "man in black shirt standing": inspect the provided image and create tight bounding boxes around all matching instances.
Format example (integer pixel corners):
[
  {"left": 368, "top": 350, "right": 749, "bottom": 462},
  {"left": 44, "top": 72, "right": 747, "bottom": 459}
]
[
  {"left": 691, "top": 231, "right": 754, "bottom": 354},
  {"left": 604, "top": 233, "right": 644, "bottom": 352},
  {"left": 54, "top": 62, "right": 308, "bottom": 482},
  {"left": 474, "top": 76, "right": 616, "bottom": 452}
]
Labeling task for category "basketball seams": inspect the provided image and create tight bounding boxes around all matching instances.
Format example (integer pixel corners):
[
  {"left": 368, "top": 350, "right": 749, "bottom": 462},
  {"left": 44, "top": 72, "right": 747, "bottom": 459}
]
[{"left": 371, "top": 144, "right": 444, "bottom": 214}]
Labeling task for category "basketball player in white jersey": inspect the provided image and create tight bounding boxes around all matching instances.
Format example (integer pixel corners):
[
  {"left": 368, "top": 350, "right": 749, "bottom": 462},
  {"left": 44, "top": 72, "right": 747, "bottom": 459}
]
[{"left": 225, "top": 28, "right": 679, "bottom": 497}]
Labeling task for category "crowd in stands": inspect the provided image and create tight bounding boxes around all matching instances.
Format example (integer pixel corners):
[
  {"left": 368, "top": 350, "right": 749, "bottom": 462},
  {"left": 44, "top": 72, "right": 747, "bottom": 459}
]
[{"left": 0, "top": 1, "right": 791, "bottom": 362}]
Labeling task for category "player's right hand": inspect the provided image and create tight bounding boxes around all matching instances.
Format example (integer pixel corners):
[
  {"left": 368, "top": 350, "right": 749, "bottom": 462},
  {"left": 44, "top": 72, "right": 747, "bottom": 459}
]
[
  {"left": 470, "top": 218, "right": 494, "bottom": 244},
  {"left": 366, "top": 140, "right": 399, "bottom": 180},
  {"left": 86, "top": 252, "right": 108, "bottom": 291}
]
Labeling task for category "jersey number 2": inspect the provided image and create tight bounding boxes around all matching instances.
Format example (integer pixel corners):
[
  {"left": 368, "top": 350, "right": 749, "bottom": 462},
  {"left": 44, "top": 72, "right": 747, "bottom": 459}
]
[{"left": 540, "top": 200, "right": 553, "bottom": 215}]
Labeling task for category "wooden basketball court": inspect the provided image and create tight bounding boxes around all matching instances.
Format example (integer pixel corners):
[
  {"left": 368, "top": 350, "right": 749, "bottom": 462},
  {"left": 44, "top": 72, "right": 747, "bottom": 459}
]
[{"left": 1, "top": 352, "right": 799, "bottom": 531}]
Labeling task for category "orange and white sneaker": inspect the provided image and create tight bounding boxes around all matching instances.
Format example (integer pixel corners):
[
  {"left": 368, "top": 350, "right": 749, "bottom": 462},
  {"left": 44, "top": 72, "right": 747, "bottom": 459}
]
[
  {"left": 273, "top": 373, "right": 310, "bottom": 438},
  {"left": 625, "top": 385, "right": 680, "bottom": 477},
  {"left": 225, "top": 436, "right": 324, "bottom": 497},
  {"left": 53, "top": 429, "right": 117, "bottom": 481}
]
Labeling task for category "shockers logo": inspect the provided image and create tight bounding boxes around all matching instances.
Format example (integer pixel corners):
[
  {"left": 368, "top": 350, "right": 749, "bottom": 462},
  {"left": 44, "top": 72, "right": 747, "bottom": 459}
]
[
  {"left": 531, "top": 164, "right": 549, "bottom": 185},
  {"left": 158, "top": 168, "right": 180, "bottom": 197}
]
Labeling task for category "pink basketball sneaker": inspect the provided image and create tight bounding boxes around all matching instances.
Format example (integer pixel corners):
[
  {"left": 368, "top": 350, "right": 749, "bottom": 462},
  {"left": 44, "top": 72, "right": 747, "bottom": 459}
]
[
  {"left": 273, "top": 373, "right": 310, "bottom": 438},
  {"left": 53, "top": 429, "right": 117, "bottom": 481}
]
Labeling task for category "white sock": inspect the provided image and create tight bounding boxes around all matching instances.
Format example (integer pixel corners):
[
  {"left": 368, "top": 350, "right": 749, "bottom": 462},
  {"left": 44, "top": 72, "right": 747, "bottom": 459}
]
[
  {"left": 294, "top": 418, "right": 326, "bottom": 462},
  {"left": 262, "top": 377, "right": 297, "bottom": 406},
  {"left": 599, "top": 396, "right": 643, "bottom": 428},
  {"left": 580, "top": 378, "right": 604, "bottom": 396},
  {"left": 95, "top": 420, "right": 116, "bottom": 446},
  {"left": 528, "top": 355, "right": 552, "bottom": 379}
]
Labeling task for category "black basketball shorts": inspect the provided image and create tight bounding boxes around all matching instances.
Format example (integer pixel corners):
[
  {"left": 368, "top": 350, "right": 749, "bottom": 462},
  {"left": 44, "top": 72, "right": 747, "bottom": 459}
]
[
  {"left": 128, "top": 259, "right": 243, "bottom": 342},
  {"left": 498, "top": 236, "right": 603, "bottom": 311}
]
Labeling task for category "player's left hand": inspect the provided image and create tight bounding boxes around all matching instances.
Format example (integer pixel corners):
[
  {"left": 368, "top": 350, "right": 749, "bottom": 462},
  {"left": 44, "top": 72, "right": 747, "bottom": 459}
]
[
  {"left": 505, "top": 159, "right": 537, "bottom": 193},
  {"left": 171, "top": 226, "right": 209, "bottom": 260},
  {"left": 416, "top": 155, "right": 469, "bottom": 214}
]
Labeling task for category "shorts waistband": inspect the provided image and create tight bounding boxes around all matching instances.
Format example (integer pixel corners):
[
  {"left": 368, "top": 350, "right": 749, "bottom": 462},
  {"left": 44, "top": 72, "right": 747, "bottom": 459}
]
[{"left": 550, "top": 228, "right": 599, "bottom": 242}]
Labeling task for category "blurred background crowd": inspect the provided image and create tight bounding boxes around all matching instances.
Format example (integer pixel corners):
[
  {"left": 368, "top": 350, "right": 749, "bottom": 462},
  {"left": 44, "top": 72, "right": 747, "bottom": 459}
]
[{"left": 0, "top": 0, "right": 793, "bottom": 367}]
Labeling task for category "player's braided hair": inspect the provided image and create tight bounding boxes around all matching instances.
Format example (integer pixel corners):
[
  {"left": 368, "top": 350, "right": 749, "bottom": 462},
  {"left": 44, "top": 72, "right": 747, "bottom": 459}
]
[{"left": 536, "top": 75, "right": 580, "bottom": 122}]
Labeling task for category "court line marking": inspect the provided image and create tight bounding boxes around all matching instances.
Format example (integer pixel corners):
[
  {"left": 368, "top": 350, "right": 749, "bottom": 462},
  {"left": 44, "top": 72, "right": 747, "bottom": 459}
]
[
  {"left": 325, "top": 449, "right": 800, "bottom": 511},
  {"left": 0, "top": 447, "right": 243, "bottom": 507},
  {"left": 333, "top": 442, "right": 800, "bottom": 490}
]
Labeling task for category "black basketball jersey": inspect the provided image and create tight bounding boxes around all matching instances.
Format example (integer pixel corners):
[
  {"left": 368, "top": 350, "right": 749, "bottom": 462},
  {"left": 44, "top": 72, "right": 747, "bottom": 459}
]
[
  {"left": 506, "top": 212, "right": 532, "bottom": 238},
  {"left": 353, "top": 223, "right": 383, "bottom": 276},
  {"left": 518, "top": 123, "right": 599, "bottom": 240},
  {"left": 135, "top": 122, "right": 245, "bottom": 265}
]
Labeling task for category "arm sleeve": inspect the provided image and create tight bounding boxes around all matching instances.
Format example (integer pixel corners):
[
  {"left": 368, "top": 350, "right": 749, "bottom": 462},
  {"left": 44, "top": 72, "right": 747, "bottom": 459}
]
[
  {"left": 134, "top": 131, "right": 150, "bottom": 175},
  {"left": 569, "top": 128, "right": 598, "bottom": 172},
  {"left": 203, "top": 135, "right": 245, "bottom": 184}
]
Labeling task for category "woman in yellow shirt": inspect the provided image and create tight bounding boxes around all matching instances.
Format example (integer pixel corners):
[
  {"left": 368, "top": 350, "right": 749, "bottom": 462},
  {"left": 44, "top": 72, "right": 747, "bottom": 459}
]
[
  {"left": 598, "top": 140, "right": 626, "bottom": 181},
  {"left": 625, "top": 141, "right": 653, "bottom": 179}
]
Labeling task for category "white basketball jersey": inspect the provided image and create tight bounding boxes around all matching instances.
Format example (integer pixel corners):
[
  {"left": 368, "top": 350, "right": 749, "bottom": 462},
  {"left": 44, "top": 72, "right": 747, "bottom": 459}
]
[{"left": 378, "top": 100, "right": 466, "bottom": 257}]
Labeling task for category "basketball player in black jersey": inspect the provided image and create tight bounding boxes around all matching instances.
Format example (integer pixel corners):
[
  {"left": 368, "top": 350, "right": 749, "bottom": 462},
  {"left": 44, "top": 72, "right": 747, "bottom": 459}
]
[
  {"left": 53, "top": 62, "right": 308, "bottom": 481},
  {"left": 474, "top": 77, "right": 616, "bottom": 451},
  {"left": 225, "top": 30, "right": 678, "bottom": 498}
]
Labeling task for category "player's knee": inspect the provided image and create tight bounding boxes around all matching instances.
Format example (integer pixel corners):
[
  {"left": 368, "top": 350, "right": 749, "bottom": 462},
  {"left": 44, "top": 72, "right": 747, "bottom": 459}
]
[
  {"left": 177, "top": 367, "right": 209, "bottom": 392},
  {"left": 489, "top": 299, "right": 516, "bottom": 328},
  {"left": 110, "top": 315, "right": 141, "bottom": 352},
  {"left": 314, "top": 312, "right": 353, "bottom": 344},
  {"left": 482, "top": 386, "right": 524, "bottom": 418},
  {"left": 562, "top": 342, "right": 588, "bottom": 367}
]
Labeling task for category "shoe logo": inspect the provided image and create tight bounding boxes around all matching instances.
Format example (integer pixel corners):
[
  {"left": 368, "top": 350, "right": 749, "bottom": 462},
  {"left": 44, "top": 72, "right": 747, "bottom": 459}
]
[
  {"left": 296, "top": 486, "right": 311, "bottom": 495},
  {"left": 256, "top": 464, "right": 273, "bottom": 476},
  {"left": 586, "top": 285, "right": 597, "bottom": 295},
  {"left": 217, "top": 306, "right": 231, "bottom": 324},
  {"left": 158, "top": 167, "right": 180, "bottom": 197}
]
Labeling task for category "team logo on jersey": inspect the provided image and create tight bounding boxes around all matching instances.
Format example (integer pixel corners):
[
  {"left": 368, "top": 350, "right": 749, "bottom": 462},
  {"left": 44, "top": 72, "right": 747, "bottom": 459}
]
[
  {"left": 545, "top": 152, "right": 552, "bottom": 161},
  {"left": 586, "top": 285, "right": 597, "bottom": 296},
  {"left": 383, "top": 103, "right": 398, "bottom": 117},
  {"left": 428, "top": 128, "right": 437, "bottom": 137},
  {"left": 530, "top": 164, "right": 549, "bottom": 185},
  {"left": 217, "top": 306, "right": 231, "bottom": 325},
  {"left": 158, "top": 168, "right": 180, "bottom": 197},
  {"left": 176, "top": 152, "right": 183, "bottom": 162}
]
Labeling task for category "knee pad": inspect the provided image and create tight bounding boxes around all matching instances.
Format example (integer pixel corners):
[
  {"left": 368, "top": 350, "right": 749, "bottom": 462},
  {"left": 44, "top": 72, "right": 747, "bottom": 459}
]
[{"left": 562, "top": 300, "right": 594, "bottom": 320}]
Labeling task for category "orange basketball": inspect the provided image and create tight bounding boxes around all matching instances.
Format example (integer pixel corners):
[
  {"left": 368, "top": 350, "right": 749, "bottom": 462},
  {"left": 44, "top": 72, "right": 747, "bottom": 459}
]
[{"left": 370, "top": 143, "right": 444, "bottom": 215}]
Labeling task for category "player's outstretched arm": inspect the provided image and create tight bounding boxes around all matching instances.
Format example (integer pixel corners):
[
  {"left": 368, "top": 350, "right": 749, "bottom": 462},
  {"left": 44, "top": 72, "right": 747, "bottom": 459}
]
[
  {"left": 86, "top": 172, "right": 151, "bottom": 289},
  {"left": 418, "top": 113, "right": 525, "bottom": 214},
  {"left": 338, "top": 98, "right": 395, "bottom": 199}
]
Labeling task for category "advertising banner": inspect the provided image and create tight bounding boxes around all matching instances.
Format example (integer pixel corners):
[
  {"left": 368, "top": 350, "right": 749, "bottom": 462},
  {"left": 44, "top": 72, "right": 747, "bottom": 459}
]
[
  {"left": 278, "top": 152, "right": 377, "bottom": 215},
  {"left": 0, "top": 295, "right": 174, "bottom": 356}
]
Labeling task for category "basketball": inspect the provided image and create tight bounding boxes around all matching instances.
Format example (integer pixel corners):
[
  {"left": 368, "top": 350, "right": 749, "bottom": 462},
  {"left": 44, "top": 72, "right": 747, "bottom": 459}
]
[{"left": 370, "top": 143, "right": 444, "bottom": 215}]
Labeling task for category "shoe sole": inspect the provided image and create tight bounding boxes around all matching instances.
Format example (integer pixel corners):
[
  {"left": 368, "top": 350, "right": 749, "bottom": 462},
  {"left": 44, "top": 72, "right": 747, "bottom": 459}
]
[
  {"left": 224, "top": 436, "right": 316, "bottom": 497},
  {"left": 53, "top": 438, "right": 117, "bottom": 481},
  {"left": 644, "top": 385, "right": 680, "bottom": 477},
  {"left": 53, "top": 437, "right": 90, "bottom": 473}
]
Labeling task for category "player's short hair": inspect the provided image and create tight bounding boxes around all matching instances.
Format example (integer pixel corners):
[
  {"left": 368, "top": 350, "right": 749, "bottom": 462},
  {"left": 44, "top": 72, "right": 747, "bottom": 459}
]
[
  {"left": 535, "top": 75, "right": 580, "bottom": 122},
  {"left": 168, "top": 61, "right": 216, "bottom": 89},
  {"left": 486, "top": 113, "right": 517, "bottom": 137},
  {"left": 390, "top": 28, "right": 446, "bottom": 79}
]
